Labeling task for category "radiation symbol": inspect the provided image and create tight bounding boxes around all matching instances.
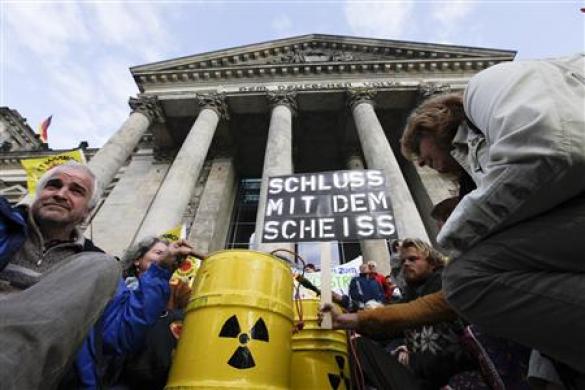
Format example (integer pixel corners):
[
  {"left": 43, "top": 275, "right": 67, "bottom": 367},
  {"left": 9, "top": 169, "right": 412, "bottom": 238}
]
[
  {"left": 328, "top": 355, "right": 350, "bottom": 390},
  {"left": 218, "top": 315, "right": 269, "bottom": 369}
]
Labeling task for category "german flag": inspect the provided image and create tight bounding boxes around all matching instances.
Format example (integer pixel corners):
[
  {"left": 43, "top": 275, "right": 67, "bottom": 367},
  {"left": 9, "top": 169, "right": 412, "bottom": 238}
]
[{"left": 38, "top": 115, "right": 52, "bottom": 143}]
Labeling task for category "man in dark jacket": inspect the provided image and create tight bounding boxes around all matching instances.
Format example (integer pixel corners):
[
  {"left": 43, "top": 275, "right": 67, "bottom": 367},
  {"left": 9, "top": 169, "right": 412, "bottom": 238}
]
[
  {"left": 0, "top": 161, "right": 120, "bottom": 389},
  {"left": 396, "top": 238, "right": 473, "bottom": 389},
  {"left": 324, "top": 238, "right": 474, "bottom": 389},
  {"left": 348, "top": 263, "right": 384, "bottom": 310}
]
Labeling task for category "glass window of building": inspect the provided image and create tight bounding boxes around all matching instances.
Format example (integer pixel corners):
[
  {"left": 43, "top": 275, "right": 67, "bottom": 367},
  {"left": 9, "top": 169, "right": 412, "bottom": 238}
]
[{"left": 227, "top": 178, "right": 363, "bottom": 265}]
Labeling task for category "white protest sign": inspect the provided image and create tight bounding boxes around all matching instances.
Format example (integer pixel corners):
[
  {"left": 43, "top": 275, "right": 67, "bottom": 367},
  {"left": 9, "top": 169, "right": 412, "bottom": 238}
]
[
  {"left": 294, "top": 257, "right": 362, "bottom": 299},
  {"left": 262, "top": 170, "right": 397, "bottom": 243},
  {"left": 264, "top": 170, "right": 396, "bottom": 329}
]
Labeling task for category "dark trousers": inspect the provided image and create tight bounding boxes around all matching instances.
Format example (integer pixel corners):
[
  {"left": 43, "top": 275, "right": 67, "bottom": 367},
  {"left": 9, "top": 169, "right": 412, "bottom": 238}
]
[
  {"left": 351, "top": 337, "right": 423, "bottom": 390},
  {"left": 444, "top": 193, "right": 585, "bottom": 373}
]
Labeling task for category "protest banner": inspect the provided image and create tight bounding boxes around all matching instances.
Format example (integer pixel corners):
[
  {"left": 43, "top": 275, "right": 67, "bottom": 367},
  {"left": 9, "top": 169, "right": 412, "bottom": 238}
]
[
  {"left": 160, "top": 224, "right": 186, "bottom": 242},
  {"left": 20, "top": 149, "right": 87, "bottom": 193},
  {"left": 261, "top": 170, "right": 397, "bottom": 243},
  {"left": 263, "top": 169, "right": 396, "bottom": 328},
  {"left": 294, "top": 257, "right": 362, "bottom": 299},
  {"left": 160, "top": 224, "right": 201, "bottom": 287}
]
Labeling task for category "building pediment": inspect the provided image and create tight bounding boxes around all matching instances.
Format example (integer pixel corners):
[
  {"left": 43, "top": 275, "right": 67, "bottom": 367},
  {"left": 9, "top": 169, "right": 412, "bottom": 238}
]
[{"left": 130, "top": 34, "right": 515, "bottom": 93}]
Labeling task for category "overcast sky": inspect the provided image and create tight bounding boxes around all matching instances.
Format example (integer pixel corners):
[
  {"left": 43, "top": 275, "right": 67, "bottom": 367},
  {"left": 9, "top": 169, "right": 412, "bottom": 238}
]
[{"left": 1, "top": 1, "right": 583, "bottom": 149}]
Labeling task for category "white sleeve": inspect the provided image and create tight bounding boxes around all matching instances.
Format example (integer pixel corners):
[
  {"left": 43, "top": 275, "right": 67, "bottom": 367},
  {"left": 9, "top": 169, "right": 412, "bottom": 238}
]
[{"left": 438, "top": 57, "right": 585, "bottom": 252}]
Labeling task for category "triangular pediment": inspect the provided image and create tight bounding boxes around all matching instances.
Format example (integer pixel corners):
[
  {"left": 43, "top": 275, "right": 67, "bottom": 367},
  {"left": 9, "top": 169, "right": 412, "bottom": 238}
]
[
  {"left": 132, "top": 34, "right": 515, "bottom": 73},
  {"left": 130, "top": 34, "right": 515, "bottom": 92}
]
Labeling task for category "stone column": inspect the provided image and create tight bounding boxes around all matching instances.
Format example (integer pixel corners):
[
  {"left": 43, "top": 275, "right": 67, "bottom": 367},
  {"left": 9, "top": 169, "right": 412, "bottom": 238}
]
[
  {"left": 347, "top": 152, "right": 392, "bottom": 275},
  {"left": 90, "top": 149, "right": 171, "bottom": 257},
  {"left": 88, "top": 96, "right": 163, "bottom": 198},
  {"left": 348, "top": 89, "right": 430, "bottom": 242},
  {"left": 188, "top": 155, "right": 237, "bottom": 253},
  {"left": 254, "top": 92, "right": 296, "bottom": 254},
  {"left": 135, "top": 94, "right": 228, "bottom": 241}
]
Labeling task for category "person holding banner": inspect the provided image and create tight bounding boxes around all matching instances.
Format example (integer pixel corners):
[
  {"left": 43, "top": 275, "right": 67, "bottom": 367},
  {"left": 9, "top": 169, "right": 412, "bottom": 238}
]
[
  {"left": 63, "top": 236, "right": 197, "bottom": 388},
  {"left": 400, "top": 54, "right": 585, "bottom": 380},
  {"left": 0, "top": 162, "right": 120, "bottom": 389},
  {"left": 116, "top": 236, "right": 202, "bottom": 389}
]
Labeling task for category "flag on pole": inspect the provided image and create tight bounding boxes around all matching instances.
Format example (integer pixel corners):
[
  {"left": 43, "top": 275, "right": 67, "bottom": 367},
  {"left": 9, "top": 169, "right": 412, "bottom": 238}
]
[{"left": 38, "top": 115, "right": 52, "bottom": 143}]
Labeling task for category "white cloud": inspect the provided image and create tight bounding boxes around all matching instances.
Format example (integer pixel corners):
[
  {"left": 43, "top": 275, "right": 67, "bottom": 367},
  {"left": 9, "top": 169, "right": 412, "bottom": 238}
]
[
  {"left": 430, "top": 0, "right": 478, "bottom": 43},
  {"left": 432, "top": 0, "right": 476, "bottom": 24},
  {"left": 88, "top": 2, "right": 173, "bottom": 61},
  {"left": 2, "top": 2, "right": 174, "bottom": 149},
  {"left": 4, "top": 3, "right": 90, "bottom": 58},
  {"left": 344, "top": 1, "right": 415, "bottom": 39}
]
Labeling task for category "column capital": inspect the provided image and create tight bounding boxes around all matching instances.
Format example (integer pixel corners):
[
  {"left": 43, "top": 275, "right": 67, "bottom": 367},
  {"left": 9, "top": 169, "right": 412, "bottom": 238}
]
[
  {"left": 418, "top": 82, "right": 451, "bottom": 100},
  {"left": 196, "top": 93, "right": 230, "bottom": 120},
  {"left": 128, "top": 95, "right": 164, "bottom": 123},
  {"left": 347, "top": 88, "right": 377, "bottom": 111},
  {"left": 267, "top": 91, "right": 297, "bottom": 114}
]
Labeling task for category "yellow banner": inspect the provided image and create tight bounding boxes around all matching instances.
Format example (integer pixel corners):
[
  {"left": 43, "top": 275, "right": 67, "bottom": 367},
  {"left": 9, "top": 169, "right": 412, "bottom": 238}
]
[
  {"left": 159, "top": 224, "right": 200, "bottom": 286},
  {"left": 159, "top": 224, "right": 185, "bottom": 242},
  {"left": 173, "top": 256, "right": 201, "bottom": 287},
  {"left": 20, "top": 149, "right": 87, "bottom": 193}
]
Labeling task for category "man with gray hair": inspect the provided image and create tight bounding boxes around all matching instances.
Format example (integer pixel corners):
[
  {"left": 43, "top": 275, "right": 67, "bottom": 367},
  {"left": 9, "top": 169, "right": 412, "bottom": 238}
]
[{"left": 0, "top": 161, "right": 120, "bottom": 389}]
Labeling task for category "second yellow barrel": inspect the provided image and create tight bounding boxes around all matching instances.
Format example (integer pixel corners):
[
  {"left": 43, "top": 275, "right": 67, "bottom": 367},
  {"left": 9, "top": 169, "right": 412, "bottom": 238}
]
[{"left": 291, "top": 299, "right": 351, "bottom": 390}]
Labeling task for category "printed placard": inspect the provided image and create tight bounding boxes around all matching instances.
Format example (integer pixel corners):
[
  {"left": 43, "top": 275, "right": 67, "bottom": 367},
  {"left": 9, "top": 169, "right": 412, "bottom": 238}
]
[{"left": 262, "top": 170, "right": 397, "bottom": 243}]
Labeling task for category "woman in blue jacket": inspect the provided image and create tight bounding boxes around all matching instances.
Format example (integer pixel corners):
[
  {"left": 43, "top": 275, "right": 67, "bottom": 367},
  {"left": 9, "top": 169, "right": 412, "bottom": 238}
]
[{"left": 66, "top": 237, "right": 195, "bottom": 388}]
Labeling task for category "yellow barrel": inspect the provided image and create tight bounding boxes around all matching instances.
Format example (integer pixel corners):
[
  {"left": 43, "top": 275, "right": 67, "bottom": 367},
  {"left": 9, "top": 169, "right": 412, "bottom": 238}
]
[
  {"left": 166, "top": 250, "right": 294, "bottom": 390},
  {"left": 291, "top": 299, "right": 351, "bottom": 390}
]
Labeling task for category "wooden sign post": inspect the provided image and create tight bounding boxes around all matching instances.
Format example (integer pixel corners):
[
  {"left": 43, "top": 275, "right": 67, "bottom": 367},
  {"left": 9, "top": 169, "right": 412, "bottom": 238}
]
[{"left": 319, "top": 241, "right": 333, "bottom": 329}]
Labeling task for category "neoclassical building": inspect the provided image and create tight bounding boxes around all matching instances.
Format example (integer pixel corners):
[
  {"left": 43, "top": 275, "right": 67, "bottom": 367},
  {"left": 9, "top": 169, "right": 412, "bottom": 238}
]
[{"left": 0, "top": 34, "right": 515, "bottom": 274}]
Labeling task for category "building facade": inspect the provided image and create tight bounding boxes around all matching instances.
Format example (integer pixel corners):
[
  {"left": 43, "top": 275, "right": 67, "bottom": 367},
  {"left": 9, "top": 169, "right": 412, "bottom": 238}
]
[{"left": 0, "top": 35, "right": 516, "bottom": 274}]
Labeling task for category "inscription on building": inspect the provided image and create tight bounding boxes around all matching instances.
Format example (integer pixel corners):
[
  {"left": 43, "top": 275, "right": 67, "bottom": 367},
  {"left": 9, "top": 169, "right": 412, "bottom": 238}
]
[{"left": 239, "top": 81, "right": 398, "bottom": 92}]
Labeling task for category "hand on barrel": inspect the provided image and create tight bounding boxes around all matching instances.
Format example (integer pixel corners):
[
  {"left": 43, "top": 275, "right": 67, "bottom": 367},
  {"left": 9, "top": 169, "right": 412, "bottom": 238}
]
[
  {"left": 159, "top": 239, "right": 207, "bottom": 271},
  {"left": 392, "top": 345, "right": 410, "bottom": 367},
  {"left": 319, "top": 303, "right": 359, "bottom": 331}
]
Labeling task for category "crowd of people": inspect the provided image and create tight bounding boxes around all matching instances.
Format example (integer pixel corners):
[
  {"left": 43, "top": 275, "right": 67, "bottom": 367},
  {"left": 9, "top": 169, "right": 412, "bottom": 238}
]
[{"left": 0, "top": 53, "right": 583, "bottom": 389}]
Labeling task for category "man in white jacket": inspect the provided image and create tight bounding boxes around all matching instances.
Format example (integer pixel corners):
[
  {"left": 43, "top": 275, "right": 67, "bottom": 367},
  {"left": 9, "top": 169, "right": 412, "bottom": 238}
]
[{"left": 400, "top": 54, "right": 585, "bottom": 376}]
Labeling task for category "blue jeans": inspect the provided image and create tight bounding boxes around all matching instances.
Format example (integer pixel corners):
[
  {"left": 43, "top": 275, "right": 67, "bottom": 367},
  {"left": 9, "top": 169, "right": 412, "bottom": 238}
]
[{"left": 0, "top": 252, "right": 120, "bottom": 389}]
